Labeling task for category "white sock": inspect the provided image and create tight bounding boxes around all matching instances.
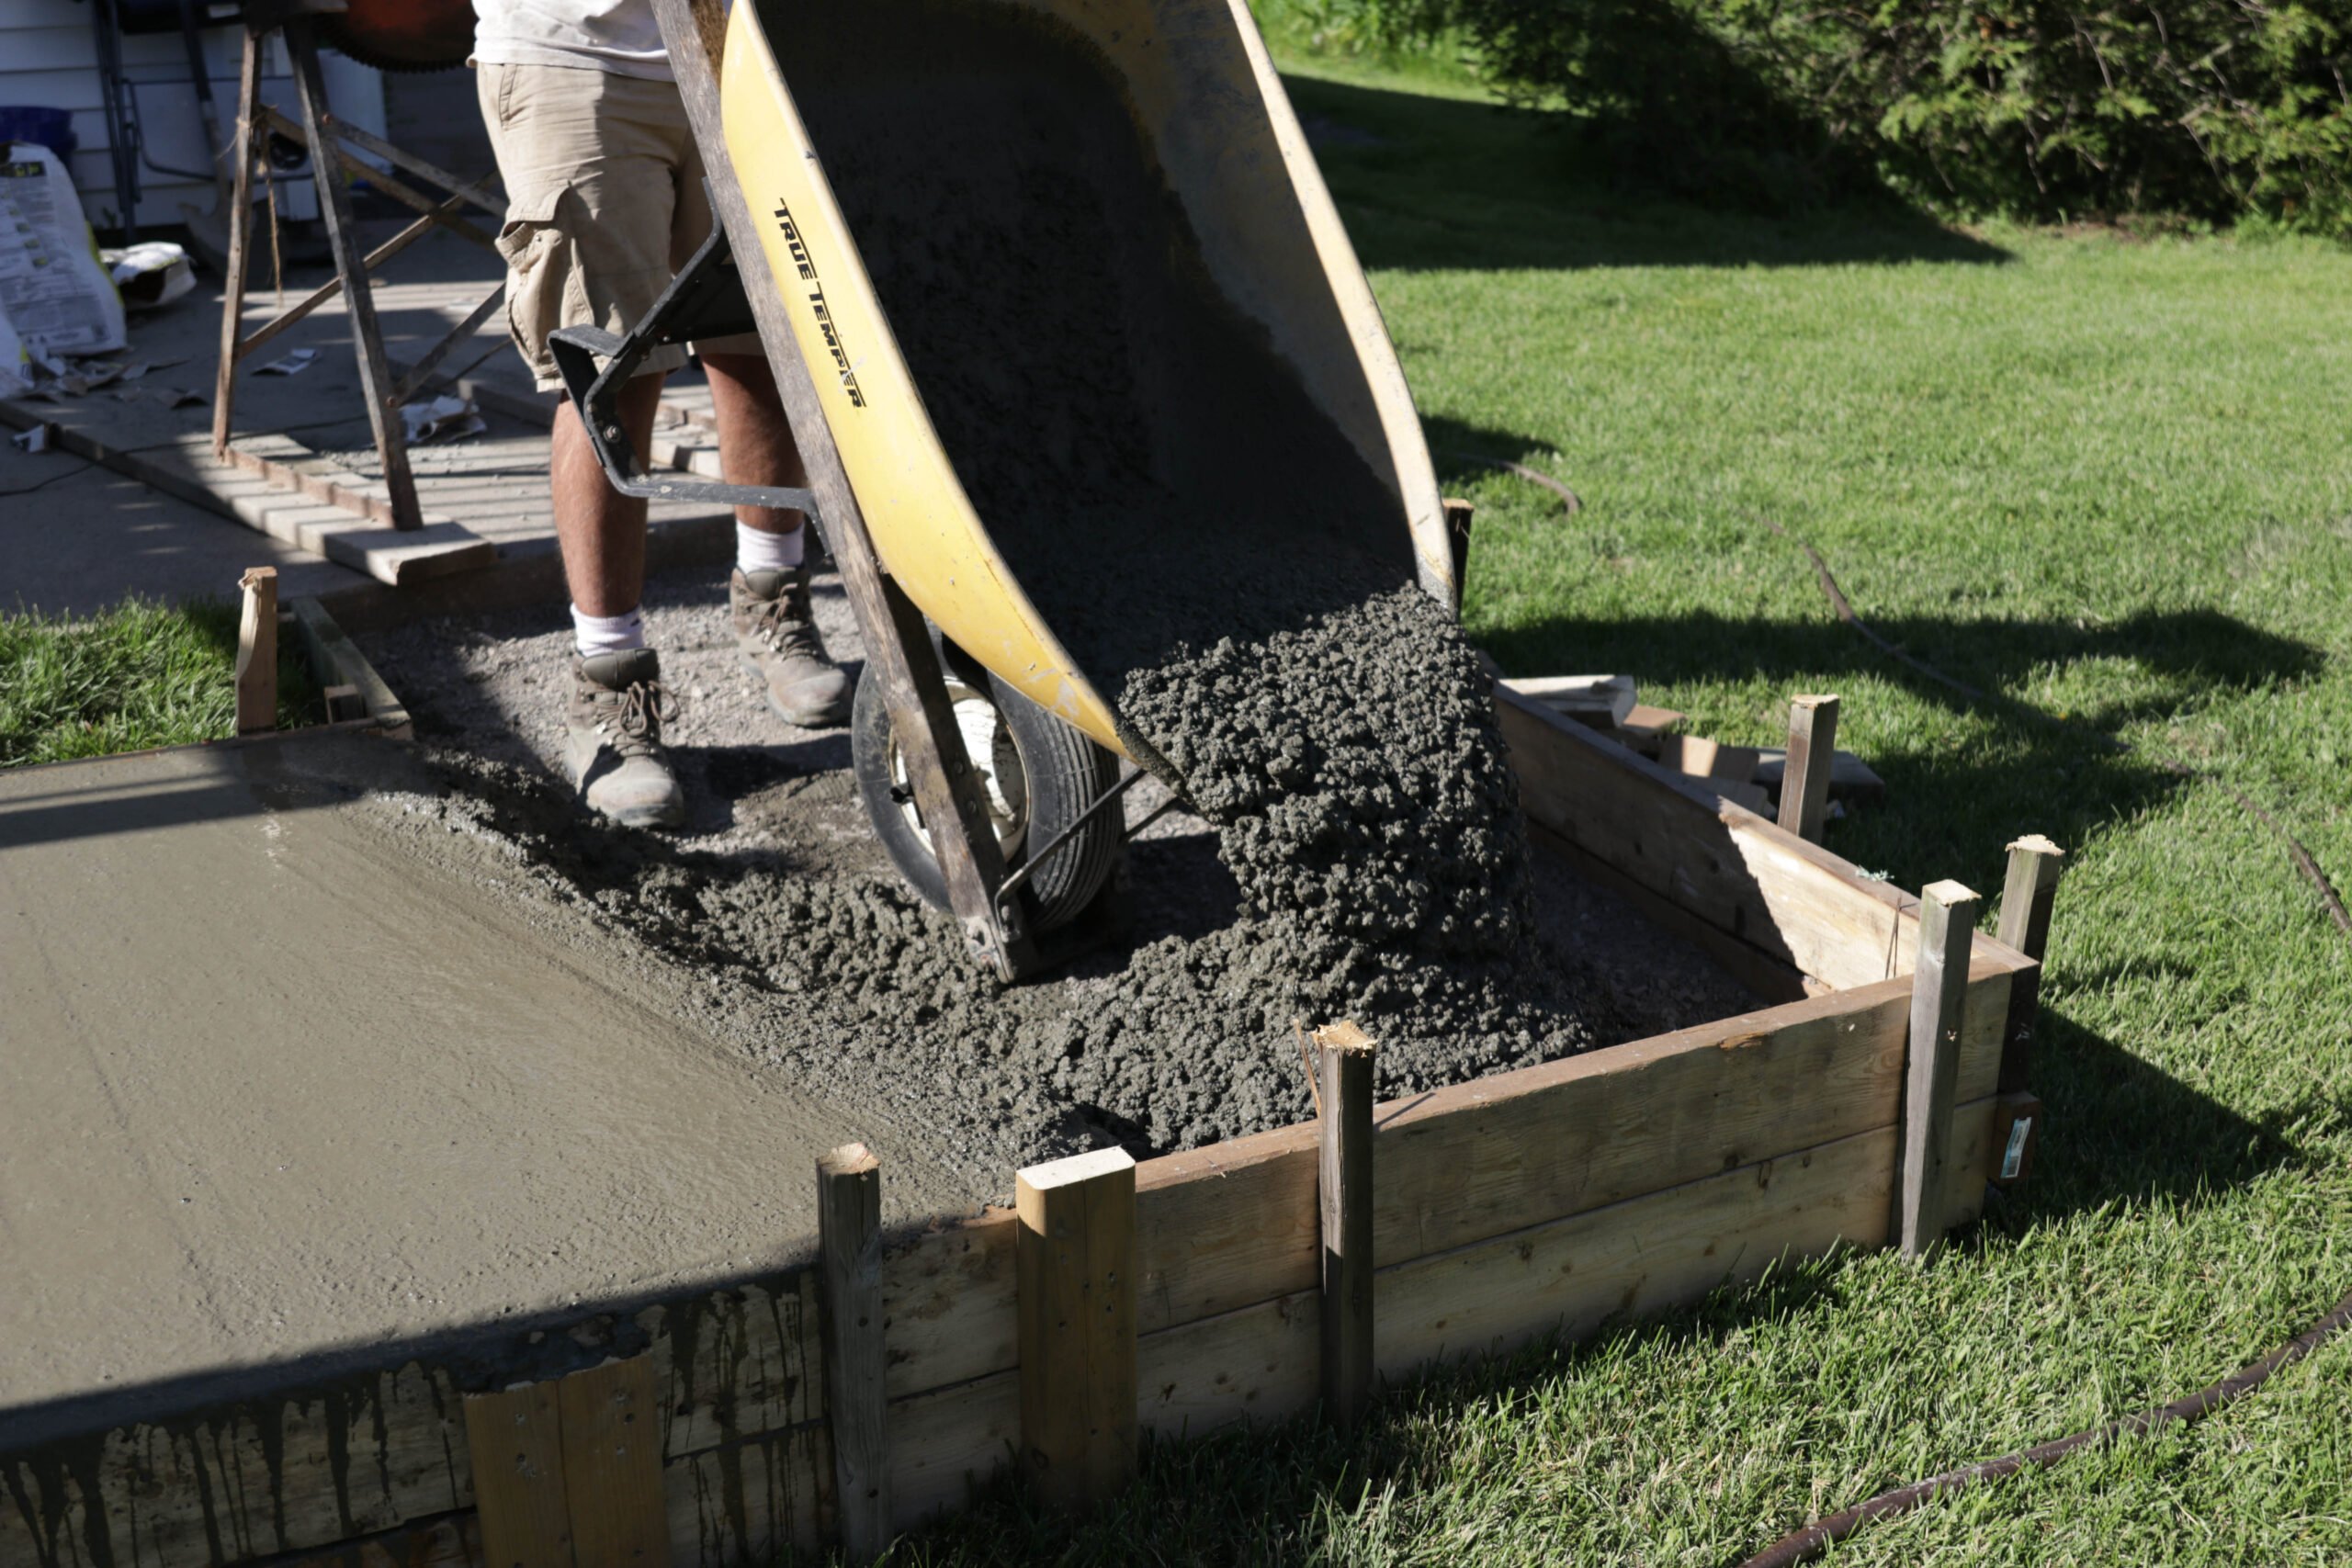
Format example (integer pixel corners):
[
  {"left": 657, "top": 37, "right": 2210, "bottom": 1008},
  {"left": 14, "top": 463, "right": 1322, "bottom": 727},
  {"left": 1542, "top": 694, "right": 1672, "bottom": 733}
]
[
  {"left": 737, "top": 522, "right": 805, "bottom": 575},
  {"left": 571, "top": 605, "right": 646, "bottom": 658}
]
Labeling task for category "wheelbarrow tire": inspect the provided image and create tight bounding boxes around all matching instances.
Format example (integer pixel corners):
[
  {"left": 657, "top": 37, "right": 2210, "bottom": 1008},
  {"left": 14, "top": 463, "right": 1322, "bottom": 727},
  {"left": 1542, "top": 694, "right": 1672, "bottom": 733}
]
[{"left": 851, "top": 661, "right": 1122, "bottom": 933}]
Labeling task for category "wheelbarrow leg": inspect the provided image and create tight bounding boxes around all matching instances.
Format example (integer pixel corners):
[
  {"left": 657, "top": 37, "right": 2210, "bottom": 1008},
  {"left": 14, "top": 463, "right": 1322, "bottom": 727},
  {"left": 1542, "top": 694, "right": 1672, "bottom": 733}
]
[{"left": 654, "top": 0, "right": 1037, "bottom": 980}]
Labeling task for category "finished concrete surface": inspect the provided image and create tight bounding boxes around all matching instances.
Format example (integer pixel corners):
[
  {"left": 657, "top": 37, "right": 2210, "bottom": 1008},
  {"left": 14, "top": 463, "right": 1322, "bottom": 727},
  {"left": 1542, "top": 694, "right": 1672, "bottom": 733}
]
[{"left": 0, "top": 730, "right": 966, "bottom": 1448}]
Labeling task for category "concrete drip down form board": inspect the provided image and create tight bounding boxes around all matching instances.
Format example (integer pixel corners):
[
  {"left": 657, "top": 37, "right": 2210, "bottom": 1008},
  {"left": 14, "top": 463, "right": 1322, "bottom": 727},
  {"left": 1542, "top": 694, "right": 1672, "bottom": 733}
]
[{"left": 0, "top": 689, "right": 2042, "bottom": 1568}]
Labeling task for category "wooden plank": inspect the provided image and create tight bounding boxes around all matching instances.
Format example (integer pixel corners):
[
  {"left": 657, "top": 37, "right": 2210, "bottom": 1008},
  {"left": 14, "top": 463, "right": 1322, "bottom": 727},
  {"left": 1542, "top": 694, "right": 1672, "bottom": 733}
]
[
  {"left": 1014, "top": 1147, "right": 1137, "bottom": 1512},
  {"left": 1776, "top": 694, "right": 1839, "bottom": 842},
  {"left": 1498, "top": 687, "right": 1907, "bottom": 988},
  {"left": 1501, "top": 673, "right": 1635, "bottom": 728},
  {"left": 1896, "top": 880, "right": 1979, "bottom": 1259},
  {"left": 462, "top": 1382, "right": 573, "bottom": 1568},
  {"left": 1125, "top": 1101, "right": 2001, "bottom": 1441},
  {"left": 288, "top": 596, "right": 414, "bottom": 739},
  {"left": 1657, "top": 733, "right": 1760, "bottom": 784},
  {"left": 1138, "top": 1288, "right": 1318, "bottom": 1441},
  {"left": 1996, "top": 834, "right": 2064, "bottom": 1094},
  {"left": 816, "top": 1144, "right": 890, "bottom": 1559},
  {"left": 0, "top": 408, "right": 497, "bottom": 586},
  {"left": 1379, "top": 1099, "right": 2000, "bottom": 1376},
  {"left": 279, "top": 1511, "right": 484, "bottom": 1568},
  {"left": 664, "top": 1425, "right": 830, "bottom": 1566},
  {"left": 556, "top": 1358, "right": 668, "bottom": 1567},
  {"left": 886, "top": 1370, "right": 1020, "bottom": 1531},
  {"left": 877, "top": 958, "right": 2014, "bottom": 1400},
  {"left": 655, "top": 1271, "right": 826, "bottom": 1462},
  {"left": 1532, "top": 822, "right": 1814, "bottom": 1003},
  {"left": 234, "top": 565, "right": 278, "bottom": 735},
  {"left": 2, "top": 1360, "right": 475, "bottom": 1568},
  {"left": 1317, "top": 1022, "right": 1376, "bottom": 1430}
]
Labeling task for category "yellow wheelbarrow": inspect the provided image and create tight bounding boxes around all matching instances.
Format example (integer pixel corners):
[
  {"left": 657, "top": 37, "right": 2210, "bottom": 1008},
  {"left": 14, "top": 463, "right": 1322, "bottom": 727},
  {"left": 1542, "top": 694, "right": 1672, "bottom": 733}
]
[{"left": 558, "top": 0, "right": 1452, "bottom": 979}]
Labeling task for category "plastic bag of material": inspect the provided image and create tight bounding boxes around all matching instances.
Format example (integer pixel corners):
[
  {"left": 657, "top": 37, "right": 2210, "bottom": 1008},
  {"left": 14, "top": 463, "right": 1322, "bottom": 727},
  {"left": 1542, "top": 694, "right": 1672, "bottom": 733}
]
[{"left": 0, "top": 141, "right": 127, "bottom": 357}]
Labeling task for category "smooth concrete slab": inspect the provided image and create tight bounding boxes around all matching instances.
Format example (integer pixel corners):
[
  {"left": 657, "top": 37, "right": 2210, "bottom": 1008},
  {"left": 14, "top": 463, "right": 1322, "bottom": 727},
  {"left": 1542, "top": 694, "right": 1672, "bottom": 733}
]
[{"left": 0, "top": 731, "right": 962, "bottom": 1447}]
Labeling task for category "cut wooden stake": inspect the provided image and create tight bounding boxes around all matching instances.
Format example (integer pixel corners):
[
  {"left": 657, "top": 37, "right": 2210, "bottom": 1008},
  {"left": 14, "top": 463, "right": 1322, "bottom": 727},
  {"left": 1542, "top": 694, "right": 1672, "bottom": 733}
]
[
  {"left": 1016, "top": 1146, "right": 1137, "bottom": 1512},
  {"left": 461, "top": 1381, "right": 572, "bottom": 1568},
  {"left": 554, "top": 1357, "right": 667, "bottom": 1565},
  {"left": 233, "top": 566, "right": 278, "bottom": 736},
  {"left": 1895, "top": 879, "right": 1979, "bottom": 1260},
  {"left": 818, "top": 1143, "right": 891, "bottom": 1559},
  {"left": 1316, "top": 1022, "right": 1376, "bottom": 1431},
  {"left": 1777, "top": 694, "right": 1840, "bottom": 842},
  {"left": 1996, "top": 834, "right": 2065, "bottom": 1095}
]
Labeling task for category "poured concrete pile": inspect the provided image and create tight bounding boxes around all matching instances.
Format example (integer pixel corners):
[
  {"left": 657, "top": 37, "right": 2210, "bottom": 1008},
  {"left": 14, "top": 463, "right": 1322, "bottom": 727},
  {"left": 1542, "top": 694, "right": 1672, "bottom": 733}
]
[
  {"left": 775, "top": 0, "right": 1566, "bottom": 1124},
  {"left": 366, "top": 0, "right": 1765, "bottom": 1175}
]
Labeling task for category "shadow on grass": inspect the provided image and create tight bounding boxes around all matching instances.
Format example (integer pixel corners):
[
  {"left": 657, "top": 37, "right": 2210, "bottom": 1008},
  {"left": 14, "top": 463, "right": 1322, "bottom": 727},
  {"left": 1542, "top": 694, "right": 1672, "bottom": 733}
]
[
  {"left": 1290, "top": 74, "right": 2011, "bottom": 274},
  {"left": 1475, "top": 592, "right": 2322, "bottom": 901}
]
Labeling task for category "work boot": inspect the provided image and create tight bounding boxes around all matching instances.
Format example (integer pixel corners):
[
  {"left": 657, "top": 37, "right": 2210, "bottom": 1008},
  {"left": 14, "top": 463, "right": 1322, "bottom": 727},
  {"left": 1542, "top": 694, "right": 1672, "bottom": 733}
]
[
  {"left": 732, "top": 565, "right": 852, "bottom": 728},
  {"left": 564, "top": 648, "right": 685, "bottom": 829}
]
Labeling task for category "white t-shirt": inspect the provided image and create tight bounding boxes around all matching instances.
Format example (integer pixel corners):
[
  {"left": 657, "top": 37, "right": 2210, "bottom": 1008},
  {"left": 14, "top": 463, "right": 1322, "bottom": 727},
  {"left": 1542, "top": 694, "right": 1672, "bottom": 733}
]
[{"left": 472, "top": 0, "right": 671, "bottom": 80}]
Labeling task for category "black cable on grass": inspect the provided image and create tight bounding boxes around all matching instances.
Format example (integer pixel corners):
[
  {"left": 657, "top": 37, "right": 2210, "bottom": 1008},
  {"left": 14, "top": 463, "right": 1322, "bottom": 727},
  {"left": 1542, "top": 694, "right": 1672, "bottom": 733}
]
[
  {"left": 1737, "top": 1284, "right": 2352, "bottom": 1568},
  {"left": 1439, "top": 448, "right": 1582, "bottom": 514},
  {"left": 1731, "top": 514, "right": 2352, "bottom": 1568}
]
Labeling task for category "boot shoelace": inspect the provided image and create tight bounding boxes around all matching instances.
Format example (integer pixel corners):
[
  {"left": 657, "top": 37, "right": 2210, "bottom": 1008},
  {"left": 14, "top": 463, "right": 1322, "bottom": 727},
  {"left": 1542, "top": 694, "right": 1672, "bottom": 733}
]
[
  {"left": 748, "top": 588, "right": 823, "bottom": 662},
  {"left": 593, "top": 678, "right": 674, "bottom": 758}
]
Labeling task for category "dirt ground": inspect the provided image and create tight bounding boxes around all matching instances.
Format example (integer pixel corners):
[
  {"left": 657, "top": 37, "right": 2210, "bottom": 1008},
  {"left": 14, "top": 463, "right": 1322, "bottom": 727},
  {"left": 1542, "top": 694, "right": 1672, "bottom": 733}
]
[{"left": 359, "top": 559, "right": 1759, "bottom": 1200}]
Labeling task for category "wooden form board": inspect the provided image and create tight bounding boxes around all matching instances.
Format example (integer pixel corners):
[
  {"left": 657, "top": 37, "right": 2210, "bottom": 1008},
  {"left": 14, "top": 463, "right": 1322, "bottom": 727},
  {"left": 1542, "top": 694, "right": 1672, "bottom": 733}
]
[
  {"left": 0, "top": 401, "right": 495, "bottom": 588},
  {"left": 1, "top": 685, "right": 2039, "bottom": 1568}
]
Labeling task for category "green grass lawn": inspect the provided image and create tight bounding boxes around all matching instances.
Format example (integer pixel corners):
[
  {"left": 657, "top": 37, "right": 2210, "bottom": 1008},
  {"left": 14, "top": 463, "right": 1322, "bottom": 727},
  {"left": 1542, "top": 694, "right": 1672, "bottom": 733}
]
[
  {"left": 0, "top": 597, "right": 318, "bottom": 766},
  {"left": 888, "top": 35, "right": 2352, "bottom": 1568}
]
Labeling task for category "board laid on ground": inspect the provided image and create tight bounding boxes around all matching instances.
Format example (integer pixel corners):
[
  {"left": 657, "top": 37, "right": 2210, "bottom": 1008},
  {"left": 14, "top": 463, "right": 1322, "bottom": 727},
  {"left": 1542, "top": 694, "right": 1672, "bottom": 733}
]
[{"left": 0, "top": 690, "right": 2053, "bottom": 1568}]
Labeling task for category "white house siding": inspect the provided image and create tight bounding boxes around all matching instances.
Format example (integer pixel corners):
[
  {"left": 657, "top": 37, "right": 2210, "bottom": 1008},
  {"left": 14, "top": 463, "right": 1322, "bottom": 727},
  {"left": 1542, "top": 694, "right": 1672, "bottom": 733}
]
[{"left": 0, "top": 0, "right": 386, "bottom": 231}]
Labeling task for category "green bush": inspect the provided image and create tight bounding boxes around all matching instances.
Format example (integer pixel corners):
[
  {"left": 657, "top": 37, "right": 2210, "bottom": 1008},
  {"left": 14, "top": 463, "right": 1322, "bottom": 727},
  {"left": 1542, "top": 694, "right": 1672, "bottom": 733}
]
[{"left": 1333, "top": 0, "right": 2352, "bottom": 231}]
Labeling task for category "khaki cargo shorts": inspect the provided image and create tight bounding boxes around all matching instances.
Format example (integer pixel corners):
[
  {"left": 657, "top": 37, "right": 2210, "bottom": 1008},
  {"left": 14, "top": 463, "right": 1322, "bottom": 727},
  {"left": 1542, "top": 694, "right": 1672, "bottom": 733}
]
[{"left": 477, "top": 62, "right": 763, "bottom": 393}]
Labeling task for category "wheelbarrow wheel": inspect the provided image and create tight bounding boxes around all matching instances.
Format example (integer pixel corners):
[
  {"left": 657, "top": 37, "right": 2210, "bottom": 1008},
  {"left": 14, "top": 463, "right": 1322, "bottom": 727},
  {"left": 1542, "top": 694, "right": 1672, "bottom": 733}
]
[{"left": 851, "top": 660, "right": 1122, "bottom": 932}]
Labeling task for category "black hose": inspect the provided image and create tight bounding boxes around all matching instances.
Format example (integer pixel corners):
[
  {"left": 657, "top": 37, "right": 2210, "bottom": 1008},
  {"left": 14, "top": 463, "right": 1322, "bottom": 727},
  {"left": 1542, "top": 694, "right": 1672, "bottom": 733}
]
[{"left": 1737, "top": 1283, "right": 2352, "bottom": 1568}]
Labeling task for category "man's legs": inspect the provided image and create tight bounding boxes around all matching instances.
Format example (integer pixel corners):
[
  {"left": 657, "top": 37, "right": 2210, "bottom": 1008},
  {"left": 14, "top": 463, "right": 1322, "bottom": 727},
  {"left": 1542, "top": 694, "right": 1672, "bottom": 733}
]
[
  {"left": 478, "top": 61, "right": 696, "bottom": 828},
  {"left": 707, "top": 349, "right": 852, "bottom": 726},
  {"left": 553, "top": 371, "right": 666, "bottom": 617}
]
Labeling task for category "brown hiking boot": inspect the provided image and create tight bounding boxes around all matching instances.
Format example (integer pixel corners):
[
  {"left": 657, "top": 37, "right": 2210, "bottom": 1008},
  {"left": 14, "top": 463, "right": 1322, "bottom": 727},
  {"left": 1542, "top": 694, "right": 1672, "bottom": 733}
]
[
  {"left": 564, "top": 648, "right": 685, "bottom": 829},
  {"left": 731, "top": 565, "right": 851, "bottom": 728}
]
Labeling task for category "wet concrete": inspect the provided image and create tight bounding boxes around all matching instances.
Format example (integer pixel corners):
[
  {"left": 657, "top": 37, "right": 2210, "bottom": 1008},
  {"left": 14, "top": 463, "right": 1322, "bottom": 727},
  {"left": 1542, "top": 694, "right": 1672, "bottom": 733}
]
[{"left": 0, "top": 731, "right": 977, "bottom": 1445}]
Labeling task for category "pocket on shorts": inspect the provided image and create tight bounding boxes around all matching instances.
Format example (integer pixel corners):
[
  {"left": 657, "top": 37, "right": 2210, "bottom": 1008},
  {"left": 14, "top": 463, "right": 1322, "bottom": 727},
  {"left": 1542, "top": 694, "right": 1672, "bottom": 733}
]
[{"left": 494, "top": 189, "right": 571, "bottom": 376}]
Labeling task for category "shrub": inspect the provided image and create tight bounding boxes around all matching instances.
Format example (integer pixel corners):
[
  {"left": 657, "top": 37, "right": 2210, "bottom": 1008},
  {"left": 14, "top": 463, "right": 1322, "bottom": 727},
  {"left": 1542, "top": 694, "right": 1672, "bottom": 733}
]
[{"left": 1363, "top": 0, "right": 2352, "bottom": 231}]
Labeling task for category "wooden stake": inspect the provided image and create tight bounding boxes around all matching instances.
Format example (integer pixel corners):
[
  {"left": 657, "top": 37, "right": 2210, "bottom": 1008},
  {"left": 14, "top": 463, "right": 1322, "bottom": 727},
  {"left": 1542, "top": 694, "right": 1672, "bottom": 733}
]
[
  {"left": 1316, "top": 1021, "right": 1376, "bottom": 1431},
  {"left": 1777, "top": 694, "right": 1840, "bottom": 842},
  {"left": 1016, "top": 1146, "right": 1137, "bottom": 1512},
  {"left": 818, "top": 1143, "right": 891, "bottom": 1559},
  {"left": 461, "top": 1382, "right": 572, "bottom": 1568},
  {"left": 1895, "top": 879, "right": 1979, "bottom": 1260},
  {"left": 233, "top": 566, "right": 278, "bottom": 735},
  {"left": 1996, "top": 834, "right": 2065, "bottom": 1095}
]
